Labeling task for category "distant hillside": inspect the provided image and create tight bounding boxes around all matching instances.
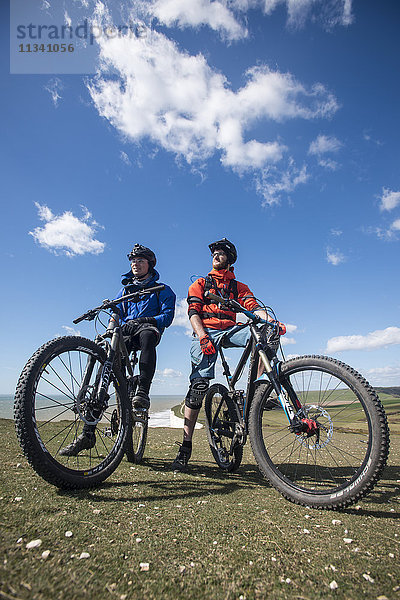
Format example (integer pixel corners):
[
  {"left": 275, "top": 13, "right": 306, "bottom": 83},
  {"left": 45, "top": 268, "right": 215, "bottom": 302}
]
[{"left": 374, "top": 386, "right": 400, "bottom": 397}]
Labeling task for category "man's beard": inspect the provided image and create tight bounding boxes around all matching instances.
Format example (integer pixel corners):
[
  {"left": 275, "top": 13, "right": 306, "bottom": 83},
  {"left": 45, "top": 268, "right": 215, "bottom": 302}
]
[{"left": 213, "top": 259, "right": 228, "bottom": 271}]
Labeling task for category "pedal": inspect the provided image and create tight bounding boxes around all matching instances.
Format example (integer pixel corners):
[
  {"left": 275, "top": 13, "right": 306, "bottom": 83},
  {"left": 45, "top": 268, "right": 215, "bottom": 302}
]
[{"left": 132, "top": 408, "right": 149, "bottom": 424}]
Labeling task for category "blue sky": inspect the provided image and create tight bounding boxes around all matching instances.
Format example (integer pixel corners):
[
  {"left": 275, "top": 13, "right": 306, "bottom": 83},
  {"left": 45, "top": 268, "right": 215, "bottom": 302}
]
[{"left": 1, "top": 0, "right": 399, "bottom": 394}]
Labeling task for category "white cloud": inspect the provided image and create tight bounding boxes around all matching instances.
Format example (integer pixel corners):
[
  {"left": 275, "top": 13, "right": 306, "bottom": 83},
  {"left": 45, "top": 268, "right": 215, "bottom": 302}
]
[
  {"left": 120, "top": 150, "right": 131, "bottom": 165},
  {"left": 318, "top": 158, "right": 339, "bottom": 171},
  {"left": 172, "top": 298, "right": 192, "bottom": 335},
  {"left": 308, "top": 134, "right": 342, "bottom": 155},
  {"left": 279, "top": 323, "right": 297, "bottom": 345},
  {"left": 325, "top": 326, "right": 400, "bottom": 353},
  {"left": 30, "top": 203, "right": 105, "bottom": 257},
  {"left": 256, "top": 161, "right": 308, "bottom": 206},
  {"left": 391, "top": 218, "right": 400, "bottom": 231},
  {"left": 157, "top": 367, "right": 183, "bottom": 378},
  {"left": 61, "top": 325, "right": 81, "bottom": 336},
  {"left": 44, "top": 77, "right": 63, "bottom": 107},
  {"left": 326, "top": 248, "right": 345, "bottom": 265},
  {"left": 263, "top": 0, "right": 353, "bottom": 29},
  {"left": 139, "top": 0, "right": 353, "bottom": 40},
  {"left": 330, "top": 228, "right": 342, "bottom": 236},
  {"left": 87, "top": 14, "right": 338, "bottom": 200},
  {"left": 150, "top": 0, "right": 247, "bottom": 40},
  {"left": 379, "top": 188, "right": 400, "bottom": 212},
  {"left": 366, "top": 365, "right": 400, "bottom": 385},
  {"left": 374, "top": 217, "right": 400, "bottom": 241},
  {"left": 64, "top": 10, "right": 72, "bottom": 27}
]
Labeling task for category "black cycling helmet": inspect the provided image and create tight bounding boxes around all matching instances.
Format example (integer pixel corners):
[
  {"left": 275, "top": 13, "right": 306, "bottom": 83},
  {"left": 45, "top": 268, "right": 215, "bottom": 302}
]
[
  {"left": 208, "top": 238, "right": 237, "bottom": 265},
  {"left": 127, "top": 244, "right": 157, "bottom": 268}
]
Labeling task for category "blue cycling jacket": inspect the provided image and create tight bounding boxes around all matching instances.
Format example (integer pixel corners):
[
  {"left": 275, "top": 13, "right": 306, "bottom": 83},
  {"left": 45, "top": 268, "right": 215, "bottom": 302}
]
[{"left": 114, "top": 269, "right": 176, "bottom": 334}]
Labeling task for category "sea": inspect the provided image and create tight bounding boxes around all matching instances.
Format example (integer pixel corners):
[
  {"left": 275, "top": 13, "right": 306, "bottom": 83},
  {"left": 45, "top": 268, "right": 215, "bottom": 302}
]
[{"left": 0, "top": 394, "right": 186, "bottom": 429}]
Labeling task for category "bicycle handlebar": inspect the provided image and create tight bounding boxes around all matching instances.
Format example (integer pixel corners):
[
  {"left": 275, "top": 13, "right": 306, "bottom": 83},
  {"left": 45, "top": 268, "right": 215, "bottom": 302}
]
[{"left": 73, "top": 285, "right": 166, "bottom": 324}]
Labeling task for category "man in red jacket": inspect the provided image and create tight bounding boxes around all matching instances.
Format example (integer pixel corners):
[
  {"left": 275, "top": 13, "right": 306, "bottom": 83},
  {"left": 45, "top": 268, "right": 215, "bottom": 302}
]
[{"left": 172, "top": 238, "right": 270, "bottom": 471}]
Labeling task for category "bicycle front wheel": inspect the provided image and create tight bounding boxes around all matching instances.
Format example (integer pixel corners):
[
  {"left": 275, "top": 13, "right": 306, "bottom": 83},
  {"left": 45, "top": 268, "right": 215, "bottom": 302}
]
[
  {"left": 204, "top": 383, "right": 243, "bottom": 472},
  {"left": 249, "top": 356, "right": 389, "bottom": 509},
  {"left": 14, "top": 336, "right": 130, "bottom": 489}
]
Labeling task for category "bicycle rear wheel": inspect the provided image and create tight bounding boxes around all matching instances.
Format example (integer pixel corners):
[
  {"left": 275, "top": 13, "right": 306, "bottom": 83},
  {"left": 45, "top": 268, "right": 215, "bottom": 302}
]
[
  {"left": 204, "top": 383, "right": 243, "bottom": 472},
  {"left": 125, "top": 377, "right": 148, "bottom": 463},
  {"left": 249, "top": 356, "right": 389, "bottom": 509},
  {"left": 14, "top": 336, "right": 130, "bottom": 489}
]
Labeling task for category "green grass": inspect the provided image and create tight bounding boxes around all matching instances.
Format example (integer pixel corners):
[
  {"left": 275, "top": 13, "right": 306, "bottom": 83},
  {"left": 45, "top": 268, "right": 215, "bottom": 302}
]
[{"left": 1, "top": 417, "right": 399, "bottom": 600}]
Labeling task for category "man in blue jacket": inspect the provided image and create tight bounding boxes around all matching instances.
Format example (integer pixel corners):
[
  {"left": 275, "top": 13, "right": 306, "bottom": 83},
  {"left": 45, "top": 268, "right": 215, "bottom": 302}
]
[
  {"left": 116, "top": 244, "right": 176, "bottom": 409},
  {"left": 60, "top": 243, "right": 175, "bottom": 456}
]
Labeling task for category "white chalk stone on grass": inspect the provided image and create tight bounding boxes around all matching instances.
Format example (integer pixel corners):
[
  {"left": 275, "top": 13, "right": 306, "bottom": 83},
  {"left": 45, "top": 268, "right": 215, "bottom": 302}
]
[
  {"left": 329, "top": 581, "right": 338, "bottom": 590},
  {"left": 65, "top": 531, "right": 73, "bottom": 538},
  {"left": 78, "top": 552, "right": 90, "bottom": 559},
  {"left": 26, "top": 539, "right": 42, "bottom": 549}
]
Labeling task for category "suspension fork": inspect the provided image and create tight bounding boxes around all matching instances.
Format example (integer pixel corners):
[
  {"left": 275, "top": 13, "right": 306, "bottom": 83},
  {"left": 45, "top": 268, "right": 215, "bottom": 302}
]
[
  {"left": 89, "top": 313, "right": 121, "bottom": 418},
  {"left": 250, "top": 324, "right": 300, "bottom": 426},
  {"left": 76, "top": 355, "right": 97, "bottom": 406}
]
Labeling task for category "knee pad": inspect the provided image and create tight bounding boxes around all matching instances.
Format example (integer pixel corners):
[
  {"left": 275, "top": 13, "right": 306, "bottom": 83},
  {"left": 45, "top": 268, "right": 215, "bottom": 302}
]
[{"left": 185, "top": 378, "right": 209, "bottom": 410}]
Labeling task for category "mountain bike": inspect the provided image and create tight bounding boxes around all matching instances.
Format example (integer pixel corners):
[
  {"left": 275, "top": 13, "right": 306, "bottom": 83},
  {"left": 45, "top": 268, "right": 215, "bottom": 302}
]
[
  {"left": 14, "top": 286, "right": 164, "bottom": 489},
  {"left": 203, "top": 292, "right": 390, "bottom": 509}
]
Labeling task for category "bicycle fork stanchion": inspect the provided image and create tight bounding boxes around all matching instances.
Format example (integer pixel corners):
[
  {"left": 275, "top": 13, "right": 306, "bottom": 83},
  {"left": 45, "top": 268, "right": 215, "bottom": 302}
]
[
  {"left": 90, "top": 325, "right": 120, "bottom": 423},
  {"left": 250, "top": 323, "right": 318, "bottom": 437}
]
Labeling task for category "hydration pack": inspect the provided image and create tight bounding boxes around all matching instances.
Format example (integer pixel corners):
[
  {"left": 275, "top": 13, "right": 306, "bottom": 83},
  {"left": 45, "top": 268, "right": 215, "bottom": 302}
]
[{"left": 203, "top": 274, "right": 238, "bottom": 303}]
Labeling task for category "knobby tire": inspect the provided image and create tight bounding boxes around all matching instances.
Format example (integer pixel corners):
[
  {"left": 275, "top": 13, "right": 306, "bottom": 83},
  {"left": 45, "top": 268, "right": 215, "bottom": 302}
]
[
  {"left": 249, "top": 355, "right": 389, "bottom": 509},
  {"left": 14, "top": 336, "right": 130, "bottom": 489},
  {"left": 204, "top": 383, "right": 243, "bottom": 472}
]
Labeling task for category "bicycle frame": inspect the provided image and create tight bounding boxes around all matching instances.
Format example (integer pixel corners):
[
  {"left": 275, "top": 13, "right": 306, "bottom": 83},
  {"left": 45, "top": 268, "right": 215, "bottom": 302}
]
[
  {"left": 208, "top": 294, "right": 304, "bottom": 433},
  {"left": 75, "top": 316, "right": 137, "bottom": 426}
]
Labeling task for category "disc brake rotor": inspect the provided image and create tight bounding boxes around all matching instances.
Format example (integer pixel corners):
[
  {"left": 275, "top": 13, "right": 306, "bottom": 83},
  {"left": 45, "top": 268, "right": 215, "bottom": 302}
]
[
  {"left": 296, "top": 405, "right": 333, "bottom": 450},
  {"left": 75, "top": 385, "right": 102, "bottom": 426}
]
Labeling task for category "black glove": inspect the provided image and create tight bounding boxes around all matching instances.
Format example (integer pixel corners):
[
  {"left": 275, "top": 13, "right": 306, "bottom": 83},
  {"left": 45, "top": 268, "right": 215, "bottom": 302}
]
[{"left": 122, "top": 318, "right": 157, "bottom": 336}]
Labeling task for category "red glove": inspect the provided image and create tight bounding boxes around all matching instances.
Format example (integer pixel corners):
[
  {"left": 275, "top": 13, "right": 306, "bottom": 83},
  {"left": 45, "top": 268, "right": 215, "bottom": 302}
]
[
  {"left": 200, "top": 334, "right": 216, "bottom": 355},
  {"left": 278, "top": 322, "right": 286, "bottom": 336}
]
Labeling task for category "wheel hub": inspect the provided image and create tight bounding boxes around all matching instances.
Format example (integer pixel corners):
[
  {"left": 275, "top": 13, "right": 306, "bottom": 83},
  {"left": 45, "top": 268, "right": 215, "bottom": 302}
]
[
  {"left": 75, "top": 385, "right": 106, "bottom": 426},
  {"left": 296, "top": 405, "right": 333, "bottom": 450}
]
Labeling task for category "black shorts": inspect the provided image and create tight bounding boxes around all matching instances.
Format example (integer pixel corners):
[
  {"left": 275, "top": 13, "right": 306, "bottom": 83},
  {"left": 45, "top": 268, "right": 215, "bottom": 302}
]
[{"left": 123, "top": 322, "right": 161, "bottom": 352}]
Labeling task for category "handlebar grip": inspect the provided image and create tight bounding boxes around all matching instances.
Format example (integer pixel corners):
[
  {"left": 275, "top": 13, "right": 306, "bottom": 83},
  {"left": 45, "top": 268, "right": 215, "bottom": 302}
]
[
  {"left": 73, "top": 315, "right": 86, "bottom": 325},
  {"left": 73, "top": 309, "right": 96, "bottom": 324}
]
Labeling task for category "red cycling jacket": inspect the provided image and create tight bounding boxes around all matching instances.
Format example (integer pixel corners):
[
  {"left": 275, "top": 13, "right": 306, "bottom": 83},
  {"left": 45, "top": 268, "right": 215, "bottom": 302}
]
[{"left": 187, "top": 268, "right": 260, "bottom": 330}]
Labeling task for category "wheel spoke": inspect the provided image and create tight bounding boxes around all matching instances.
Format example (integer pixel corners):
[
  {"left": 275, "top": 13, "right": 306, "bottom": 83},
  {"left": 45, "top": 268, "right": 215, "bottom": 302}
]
[
  {"left": 15, "top": 340, "right": 128, "bottom": 483},
  {"left": 252, "top": 357, "right": 384, "bottom": 501}
]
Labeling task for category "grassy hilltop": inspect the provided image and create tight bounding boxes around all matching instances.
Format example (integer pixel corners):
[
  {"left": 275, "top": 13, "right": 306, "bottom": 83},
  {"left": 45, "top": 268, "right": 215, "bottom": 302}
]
[{"left": 1, "top": 400, "right": 399, "bottom": 600}]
